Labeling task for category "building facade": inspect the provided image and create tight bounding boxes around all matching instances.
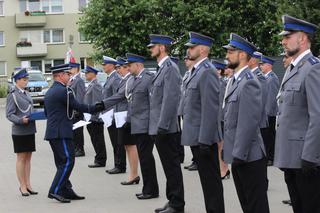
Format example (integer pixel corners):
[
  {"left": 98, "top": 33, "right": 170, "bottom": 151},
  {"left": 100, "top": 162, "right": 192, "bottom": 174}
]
[{"left": 0, "top": 0, "right": 93, "bottom": 83}]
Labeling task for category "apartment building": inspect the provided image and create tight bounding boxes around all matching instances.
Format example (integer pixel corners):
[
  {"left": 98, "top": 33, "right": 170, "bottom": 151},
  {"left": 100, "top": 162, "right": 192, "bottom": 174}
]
[{"left": 0, "top": 0, "right": 93, "bottom": 83}]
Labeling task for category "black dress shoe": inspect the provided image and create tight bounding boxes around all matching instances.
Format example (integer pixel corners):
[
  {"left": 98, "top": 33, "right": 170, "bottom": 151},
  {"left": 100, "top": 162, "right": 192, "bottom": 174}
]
[
  {"left": 158, "top": 206, "right": 184, "bottom": 213},
  {"left": 19, "top": 188, "right": 30, "bottom": 197},
  {"left": 88, "top": 163, "right": 105, "bottom": 168},
  {"left": 106, "top": 167, "right": 126, "bottom": 174},
  {"left": 155, "top": 202, "right": 169, "bottom": 213},
  {"left": 221, "top": 170, "right": 231, "bottom": 180},
  {"left": 48, "top": 193, "right": 71, "bottom": 203},
  {"left": 27, "top": 188, "right": 38, "bottom": 195},
  {"left": 121, "top": 176, "right": 140, "bottom": 185},
  {"left": 137, "top": 194, "right": 159, "bottom": 200},
  {"left": 188, "top": 163, "right": 198, "bottom": 171},
  {"left": 65, "top": 193, "right": 85, "bottom": 200},
  {"left": 184, "top": 162, "right": 194, "bottom": 169},
  {"left": 282, "top": 199, "right": 292, "bottom": 205},
  {"left": 135, "top": 192, "right": 143, "bottom": 197},
  {"left": 75, "top": 149, "right": 85, "bottom": 157}
]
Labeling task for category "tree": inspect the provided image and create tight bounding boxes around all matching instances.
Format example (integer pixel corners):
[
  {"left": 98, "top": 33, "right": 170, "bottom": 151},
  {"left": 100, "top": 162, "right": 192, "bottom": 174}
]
[{"left": 78, "top": 0, "right": 319, "bottom": 62}]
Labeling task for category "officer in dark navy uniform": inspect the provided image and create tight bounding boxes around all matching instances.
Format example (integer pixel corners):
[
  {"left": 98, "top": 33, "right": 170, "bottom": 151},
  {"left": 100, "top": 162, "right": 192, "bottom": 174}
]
[{"left": 44, "top": 64, "right": 104, "bottom": 203}]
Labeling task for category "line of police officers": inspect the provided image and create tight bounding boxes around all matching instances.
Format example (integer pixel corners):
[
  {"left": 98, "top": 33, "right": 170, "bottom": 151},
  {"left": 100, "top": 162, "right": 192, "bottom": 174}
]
[{"left": 43, "top": 14, "right": 320, "bottom": 213}]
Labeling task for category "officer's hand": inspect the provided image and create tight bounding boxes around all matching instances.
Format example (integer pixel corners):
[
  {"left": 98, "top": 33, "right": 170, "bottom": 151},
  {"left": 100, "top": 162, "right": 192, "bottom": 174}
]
[
  {"left": 301, "top": 159, "right": 318, "bottom": 175},
  {"left": 22, "top": 116, "right": 29, "bottom": 124},
  {"left": 157, "top": 127, "right": 169, "bottom": 135},
  {"left": 94, "top": 102, "right": 105, "bottom": 112},
  {"left": 232, "top": 157, "right": 246, "bottom": 167}
]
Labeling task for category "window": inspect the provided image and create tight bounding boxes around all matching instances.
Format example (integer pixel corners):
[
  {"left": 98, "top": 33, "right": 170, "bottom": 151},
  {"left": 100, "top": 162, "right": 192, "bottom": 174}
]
[
  {"left": 79, "top": 32, "right": 89, "bottom": 43},
  {"left": 42, "top": 0, "right": 62, "bottom": 13},
  {"left": 44, "top": 60, "right": 52, "bottom": 73},
  {"left": 29, "top": 0, "right": 40, "bottom": 11},
  {"left": 53, "top": 59, "right": 64, "bottom": 66},
  {"left": 80, "top": 57, "right": 86, "bottom": 69},
  {"left": 0, "top": 61, "right": 7, "bottom": 76},
  {"left": 0, "top": 31, "right": 4, "bottom": 46},
  {"left": 19, "top": 0, "right": 63, "bottom": 13},
  {"left": 30, "top": 60, "right": 42, "bottom": 71},
  {"left": 44, "top": 59, "right": 64, "bottom": 73},
  {"left": 20, "top": 30, "right": 42, "bottom": 44},
  {"left": 51, "top": 0, "right": 62, "bottom": 12},
  {"left": 19, "top": 0, "right": 27, "bottom": 12},
  {"left": 43, "top": 30, "right": 50, "bottom": 43},
  {"left": 52, "top": 29, "right": 63, "bottom": 43},
  {"left": 0, "top": 0, "right": 4, "bottom": 16},
  {"left": 79, "top": 0, "right": 89, "bottom": 11},
  {"left": 43, "top": 29, "right": 64, "bottom": 44}
]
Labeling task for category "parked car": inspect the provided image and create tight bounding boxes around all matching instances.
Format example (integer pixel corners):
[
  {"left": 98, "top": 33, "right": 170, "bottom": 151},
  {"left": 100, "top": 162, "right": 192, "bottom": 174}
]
[{"left": 8, "top": 69, "right": 51, "bottom": 106}]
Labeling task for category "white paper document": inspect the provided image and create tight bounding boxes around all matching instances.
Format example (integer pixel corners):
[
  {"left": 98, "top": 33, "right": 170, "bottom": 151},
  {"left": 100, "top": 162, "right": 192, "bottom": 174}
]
[
  {"left": 114, "top": 111, "right": 128, "bottom": 128},
  {"left": 99, "top": 109, "right": 114, "bottom": 127},
  {"left": 73, "top": 120, "right": 91, "bottom": 130},
  {"left": 83, "top": 113, "right": 92, "bottom": 122}
]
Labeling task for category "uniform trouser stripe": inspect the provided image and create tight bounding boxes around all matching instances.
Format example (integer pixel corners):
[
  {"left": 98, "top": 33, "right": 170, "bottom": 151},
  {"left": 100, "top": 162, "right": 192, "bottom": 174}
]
[{"left": 54, "top": 139, "right": 70, "bottom": 194}]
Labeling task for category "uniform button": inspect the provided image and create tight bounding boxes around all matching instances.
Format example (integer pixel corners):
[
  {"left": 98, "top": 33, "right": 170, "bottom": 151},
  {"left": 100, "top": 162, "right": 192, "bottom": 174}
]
[{"left": 277, "top": 124, "right": 279, "bottom": 127}]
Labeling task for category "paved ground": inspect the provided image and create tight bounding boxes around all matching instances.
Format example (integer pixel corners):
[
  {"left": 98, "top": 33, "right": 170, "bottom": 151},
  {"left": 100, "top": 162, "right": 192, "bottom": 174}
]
[{"left": 0, "top": 98, "right": 293, "bottom": 213}]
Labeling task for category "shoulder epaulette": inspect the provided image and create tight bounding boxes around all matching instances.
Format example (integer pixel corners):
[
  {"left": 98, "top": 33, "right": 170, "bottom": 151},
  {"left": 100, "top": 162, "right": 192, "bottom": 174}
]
[
  {"left": 203, "top": 62, "right": 214, "bottom": 69},
  {"left": 9, "top": 87, "right": 15, "bottom": 93},
  {"left": 245, "top": 71, "right": 254, "bottom": 80},
  {"left": 308, "top": 56, "right": 320, "bottom": 65},
  {"left": 145, "top": 71, "right": 152, "bottom": 76}
]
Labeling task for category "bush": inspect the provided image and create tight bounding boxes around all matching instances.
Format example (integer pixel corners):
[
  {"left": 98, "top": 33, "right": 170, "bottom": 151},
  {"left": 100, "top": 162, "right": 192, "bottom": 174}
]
[{"left": 0, "top": 85, "right": 7, "bottom": 98}]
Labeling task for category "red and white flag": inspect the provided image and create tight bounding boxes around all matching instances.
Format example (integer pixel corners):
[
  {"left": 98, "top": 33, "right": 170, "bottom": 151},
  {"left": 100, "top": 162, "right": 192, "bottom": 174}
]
[{"left": 66, "top": 48, "right": 76, "bottom": 63}]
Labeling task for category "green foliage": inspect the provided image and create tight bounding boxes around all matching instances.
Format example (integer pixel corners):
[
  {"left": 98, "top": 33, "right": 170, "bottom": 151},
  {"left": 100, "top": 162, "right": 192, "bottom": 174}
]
[
  {"left": 0, "top": 85, "right": 7, "bottom": 98},
  {"left": 78, "top": 0, "right": 320, "bottom": 61}
]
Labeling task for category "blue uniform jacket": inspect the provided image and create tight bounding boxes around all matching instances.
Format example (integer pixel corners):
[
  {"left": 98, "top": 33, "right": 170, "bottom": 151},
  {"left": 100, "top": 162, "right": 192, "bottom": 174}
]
[{"left": 44, "top": 81, "right": 95, "bottom": 140}]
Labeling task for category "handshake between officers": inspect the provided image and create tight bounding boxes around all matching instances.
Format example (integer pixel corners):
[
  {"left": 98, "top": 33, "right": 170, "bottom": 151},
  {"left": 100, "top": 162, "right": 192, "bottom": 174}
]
[{"left": 44, "top": 64, "right": 104, "bottom": 203}]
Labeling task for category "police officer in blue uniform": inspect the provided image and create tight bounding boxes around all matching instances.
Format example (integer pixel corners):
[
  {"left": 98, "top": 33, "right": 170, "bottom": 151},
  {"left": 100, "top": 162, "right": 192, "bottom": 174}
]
[
  {"left": 275, "top": 15, "right": 320, "bottom": 213},
  {"left": 148, "top": 34, "right": 185, "bottom": 213},
  {"left": 182, "top": 32, "right": 225, "bottom": 213},
  {"left": 44, "top": 64, "right": 104, "bottom": 203},
  {"left": 259, "top": 55, "right": 279, "bottom": 166},
  {"left": 223, "top": 33, "right": 269, "bottom": 213}
]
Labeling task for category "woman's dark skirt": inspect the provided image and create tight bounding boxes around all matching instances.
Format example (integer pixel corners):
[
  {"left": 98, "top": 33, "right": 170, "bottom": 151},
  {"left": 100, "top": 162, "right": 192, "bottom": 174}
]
[
  {"left": 118, "top": 125, "right": 135, "bottom": 146},
  {"left": 12, "top": 134, "right": 36, "bottom": 153}
]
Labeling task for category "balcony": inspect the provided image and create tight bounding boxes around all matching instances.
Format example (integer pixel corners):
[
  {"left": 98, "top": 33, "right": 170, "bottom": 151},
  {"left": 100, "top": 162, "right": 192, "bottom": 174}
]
[
  {"left": 15, "top": 13, "right": 46, "bottom": 27},
  {"left": 17, "top": 43, "right": 48, "bottom": 58}
]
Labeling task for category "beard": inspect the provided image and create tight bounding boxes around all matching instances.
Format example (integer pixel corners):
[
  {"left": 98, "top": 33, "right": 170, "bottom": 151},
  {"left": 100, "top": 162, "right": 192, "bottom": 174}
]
[
  {"left": 286, "top": 46, "right": 300, "bottom": 57},
  {"left": 188, "top": 52, "right": 200, "bottom": 61},
  {"left": 227, "top": 60, "right": 239, "bottom": 69}
]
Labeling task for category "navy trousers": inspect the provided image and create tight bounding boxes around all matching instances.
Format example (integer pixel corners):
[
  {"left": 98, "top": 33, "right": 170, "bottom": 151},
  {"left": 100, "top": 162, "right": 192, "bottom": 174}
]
[{"left": 49, "top": 139, "right": 75, "bottom": 197}]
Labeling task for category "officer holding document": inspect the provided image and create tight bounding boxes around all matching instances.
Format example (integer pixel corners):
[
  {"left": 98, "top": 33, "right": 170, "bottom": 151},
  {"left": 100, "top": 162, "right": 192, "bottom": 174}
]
[{"left": 44, "top": 64, "right": 104, "bottom": 203}]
